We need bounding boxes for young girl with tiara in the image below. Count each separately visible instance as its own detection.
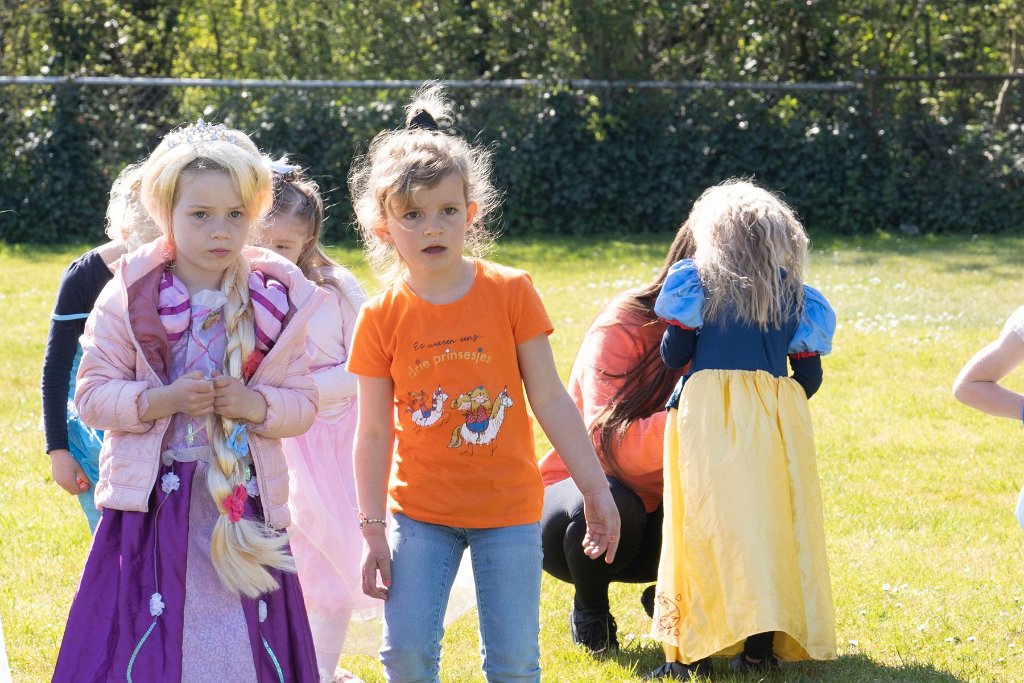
[649,179,837,678]
[346,84,621,682]
[53,120,321,681]
[41,163,160,533]
[263,160,372,682]
[954,304,1024,526]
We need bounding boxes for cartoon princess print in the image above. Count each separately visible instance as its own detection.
[448,385,513,449]
[408,386,448,427]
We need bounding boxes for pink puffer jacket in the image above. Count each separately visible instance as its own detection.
[75,238,326,529]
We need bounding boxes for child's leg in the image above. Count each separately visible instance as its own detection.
[308,607,352,680]
[381,513,465,683]
[541,476,651,612]
[468,522,542,683]
[727,631,779,673]
[743,631,775,660]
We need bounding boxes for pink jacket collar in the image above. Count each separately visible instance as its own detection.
[118,237,320,309]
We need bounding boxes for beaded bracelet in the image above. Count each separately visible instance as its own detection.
[358,512,387,529]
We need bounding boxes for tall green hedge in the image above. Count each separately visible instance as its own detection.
[2,83,1023,244]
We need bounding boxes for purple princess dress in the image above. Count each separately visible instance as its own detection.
[54,271,318,682]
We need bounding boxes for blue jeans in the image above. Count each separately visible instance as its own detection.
[382,513,542,683]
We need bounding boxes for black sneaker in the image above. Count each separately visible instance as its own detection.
[570,607,619,652]
[727,652,779,673]
[645,659,713,680]
[641,585,656,618]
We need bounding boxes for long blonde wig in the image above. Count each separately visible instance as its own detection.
[348,82,501,283]
[690,179,808,330]
[140,122,293,598]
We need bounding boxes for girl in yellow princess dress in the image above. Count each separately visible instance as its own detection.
[648,179,837,679]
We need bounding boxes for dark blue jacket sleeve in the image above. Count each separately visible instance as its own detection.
[789,353,823,399]
[41,251,113,453]
[660,324,697,370]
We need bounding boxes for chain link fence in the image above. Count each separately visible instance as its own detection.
[2,75,1023,243]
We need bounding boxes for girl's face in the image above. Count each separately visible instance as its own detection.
[378,172,477,279]
[170,171,249,293]
[266,214,310,266]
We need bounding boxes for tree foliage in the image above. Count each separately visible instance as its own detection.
[5,2,1021,88]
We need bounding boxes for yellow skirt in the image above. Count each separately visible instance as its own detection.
[651,369,836,663]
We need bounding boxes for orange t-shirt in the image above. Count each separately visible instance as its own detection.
[347,260,553,528]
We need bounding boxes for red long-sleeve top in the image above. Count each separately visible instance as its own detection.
[538,301,672,512]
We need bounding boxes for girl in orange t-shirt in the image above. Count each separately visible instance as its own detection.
[347,83,620,683]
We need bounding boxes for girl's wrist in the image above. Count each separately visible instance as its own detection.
[245,388,268,423]
[361,526,387,540]
[575,468,611,497]
[358,511,387,530]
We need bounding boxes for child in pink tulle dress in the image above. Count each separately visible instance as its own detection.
[264,161,373,682]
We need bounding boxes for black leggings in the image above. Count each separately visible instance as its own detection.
[541,476,662,612]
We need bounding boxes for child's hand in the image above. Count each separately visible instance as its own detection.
[581,487,621,563]
[361,531,392,600]
[212,372,268,423]
[171,371,216,417]
[49,449,90,495]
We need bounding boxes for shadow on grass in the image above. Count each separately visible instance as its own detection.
[597,645,967,682]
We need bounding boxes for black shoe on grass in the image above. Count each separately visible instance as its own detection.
[728,652,779,673]
[645,659,713,680]
[641,584,656,618]
[570,607,619,653]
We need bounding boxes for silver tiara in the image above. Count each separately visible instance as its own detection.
[165,118,239,150]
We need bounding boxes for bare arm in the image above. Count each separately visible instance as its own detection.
[354,375,396,599]
[518,333,620,562]
[953,326,1024,420]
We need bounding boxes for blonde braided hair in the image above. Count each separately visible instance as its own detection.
[205,254,294,597]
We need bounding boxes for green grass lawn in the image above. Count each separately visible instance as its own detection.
[3,233,1024,682]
